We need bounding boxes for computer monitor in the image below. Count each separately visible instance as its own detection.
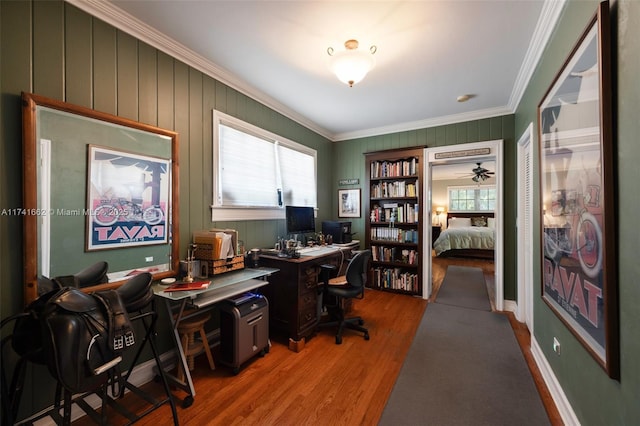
[285,206,315,235]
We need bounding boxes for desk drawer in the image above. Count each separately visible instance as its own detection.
[298,305,318,333]
[298,265,319,293]
[299,291,317,310]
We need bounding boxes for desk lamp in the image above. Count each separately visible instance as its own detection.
[436,207,445,226]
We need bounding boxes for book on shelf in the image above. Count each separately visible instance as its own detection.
[163,280,211,292]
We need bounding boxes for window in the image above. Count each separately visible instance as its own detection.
[212,110,317,221]
[448,185,496,212]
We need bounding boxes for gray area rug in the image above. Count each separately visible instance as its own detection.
[380,270,549,425]
[435,265,491,311]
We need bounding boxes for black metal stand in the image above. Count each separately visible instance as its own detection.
[3,300,179,426]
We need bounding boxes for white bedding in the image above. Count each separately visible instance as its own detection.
[433,226,495,256]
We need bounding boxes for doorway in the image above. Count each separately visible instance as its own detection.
[423,140,504,311]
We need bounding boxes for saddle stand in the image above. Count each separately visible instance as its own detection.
[45,297,178,426]
[1,273,178,426]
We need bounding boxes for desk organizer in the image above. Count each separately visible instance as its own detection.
[193,229,238,259]
[209,255,245,276]
[193,229,244,276]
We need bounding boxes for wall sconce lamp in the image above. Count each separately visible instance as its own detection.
[327,39,377,87]
[436,206,445,226]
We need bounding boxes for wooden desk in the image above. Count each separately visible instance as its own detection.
[259,246,352,351]
[153,267,278,407]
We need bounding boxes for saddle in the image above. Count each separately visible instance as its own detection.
[37,261,109,296]
[9,270,154,395]
[13,261,112,366]
[39,287,134,393]
[2,271,161,425]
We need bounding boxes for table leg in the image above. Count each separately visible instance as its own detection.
[162,298,196,407]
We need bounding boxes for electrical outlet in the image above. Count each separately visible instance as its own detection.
[553,337,561,355]
[145,256,154,262]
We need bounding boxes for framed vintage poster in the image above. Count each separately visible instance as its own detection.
[338,188,361,218]
[87,145,170,251]
[538,1,618,378]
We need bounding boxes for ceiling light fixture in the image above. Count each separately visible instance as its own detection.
[327,39,377,87]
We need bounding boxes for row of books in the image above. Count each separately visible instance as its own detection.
[371,267,419,293]
[371,246,419,264]
[370,203,419,223]
[370,181,418,198]
[370,157,418,178]
[369,227,419,243]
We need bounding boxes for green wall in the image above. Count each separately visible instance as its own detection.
[2,0,639,424]
[0,0,332,419]
[334,117,517,299]
[515,0,640,423]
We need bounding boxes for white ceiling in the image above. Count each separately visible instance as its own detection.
[74,1,564,141]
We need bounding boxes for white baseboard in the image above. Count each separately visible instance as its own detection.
[503,299,517,313]
[531,336,581,426]
[27,351,176,426]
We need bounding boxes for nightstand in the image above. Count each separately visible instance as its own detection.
[432,225,442,247]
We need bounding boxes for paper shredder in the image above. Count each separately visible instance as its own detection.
[219,293,269,374]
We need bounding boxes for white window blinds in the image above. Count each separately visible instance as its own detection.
[218,124,279,207]
[213,111,317,220]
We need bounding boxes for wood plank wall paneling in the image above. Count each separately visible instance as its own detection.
[138,42,158,126]
[116,31,138,121]
[33,0,64,98]
[65,5,92,107]
[188,68,204,231]
[157,51,175,130]
[93,19,117,114]
[0,0,32,336]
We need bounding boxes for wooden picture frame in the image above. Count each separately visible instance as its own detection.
[22,92,180,304]
[338,189,361,218]
[537,1,618,378]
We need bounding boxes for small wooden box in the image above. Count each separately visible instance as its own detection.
[206,255,245,276]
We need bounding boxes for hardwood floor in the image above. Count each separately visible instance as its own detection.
[73,289,428,426]
[72,260,561,425]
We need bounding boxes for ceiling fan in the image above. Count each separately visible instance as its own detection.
[452,162,495,182]
[470,162,495,182]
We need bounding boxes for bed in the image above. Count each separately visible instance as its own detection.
[433,213,495,259]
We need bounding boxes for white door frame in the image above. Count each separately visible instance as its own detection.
[424,140,504,311]
[517,124,535,329]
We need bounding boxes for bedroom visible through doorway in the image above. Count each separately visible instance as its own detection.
[424,140,504,310]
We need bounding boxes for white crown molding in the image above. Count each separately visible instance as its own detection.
[65,0,333,140]
[508,0,568,111]
[333,105,513,142]
[67,0,564,143]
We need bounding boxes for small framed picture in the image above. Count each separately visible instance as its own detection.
[338,189,361,218]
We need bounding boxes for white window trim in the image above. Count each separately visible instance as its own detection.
[447,184,496,213]
[211,110,317,221]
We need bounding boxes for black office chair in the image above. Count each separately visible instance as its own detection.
[318,249,371,344]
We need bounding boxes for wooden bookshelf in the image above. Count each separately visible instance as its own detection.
[364,147,424,296]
